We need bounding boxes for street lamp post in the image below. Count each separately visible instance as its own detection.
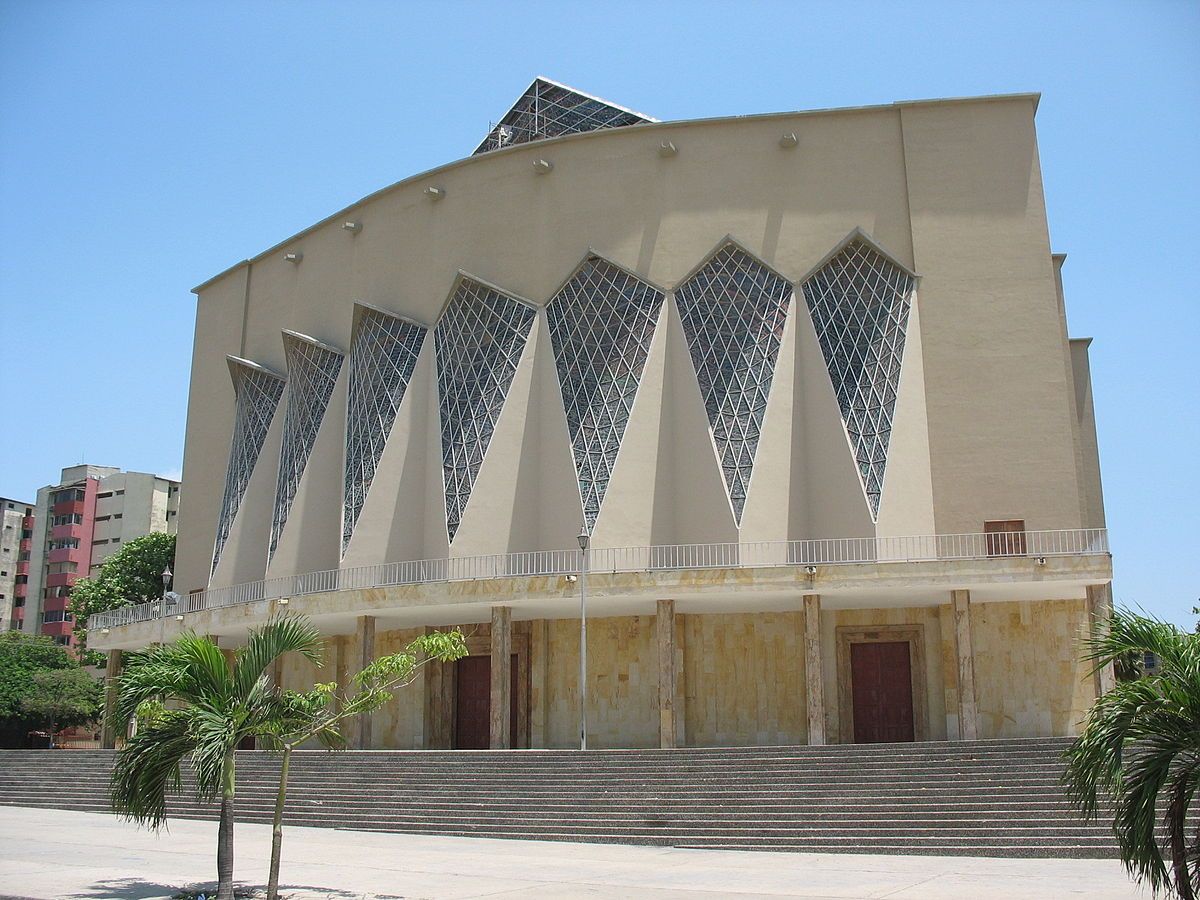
[159,565,173,646]
[577,525,590,751]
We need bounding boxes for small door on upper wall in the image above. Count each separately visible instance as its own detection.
[850,641,915,743]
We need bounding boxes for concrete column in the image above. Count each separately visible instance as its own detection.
[803,594,825,746]
[490,606,512,749]
[656,599,677,749]
[355,615,376,749]
[1087,583,1118,696]
[952,590,979,740]
[100,650,123,750]
[423,626,451,749]
[530,619,549,749]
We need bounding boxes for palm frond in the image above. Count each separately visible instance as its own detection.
[233,615,323,699]
[111,709,196,829]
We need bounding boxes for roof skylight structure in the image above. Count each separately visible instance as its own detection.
[474,77,654,155]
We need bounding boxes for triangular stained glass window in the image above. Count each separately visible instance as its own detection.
[342,307,427,554]
[546,257,664,530]
[673,244,793,524]
[435,278,537,542]
[212,358,285,577]
[269,333,344,560]
[801,237,915,518]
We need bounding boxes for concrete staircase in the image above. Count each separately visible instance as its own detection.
[0,737,1117,857]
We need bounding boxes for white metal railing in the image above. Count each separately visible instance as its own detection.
[88,528,1109,632]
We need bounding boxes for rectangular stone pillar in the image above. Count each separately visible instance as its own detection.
[1087,583,1118,696]
[423,626,451,749]
[355,615,376,749]
[100,650,123,750]
[952,590,979,740]
[530,619,549,749]
[803,594,825,745]
[490,606,512,749]
[656,599,677,749]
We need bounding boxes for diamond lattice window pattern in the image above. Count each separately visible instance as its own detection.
[436,278,537,542]
[802,237,915,518]
[269,333,344,560]
[212,358,285,576]
[342,307,428,553]
[474,77,653,154]
[673,243,793,524]
[546,257,665,531]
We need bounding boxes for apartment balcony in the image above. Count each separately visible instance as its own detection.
[47,547,84,565]
[89,529,1112,649]
[50,523,85,542]
[39,620,73,638]
[19,538,31,553]
[42,595,70,612]
[13,583,26,599]
[16,560,29,576]
[51,499,85,518]
[45,572,77,589]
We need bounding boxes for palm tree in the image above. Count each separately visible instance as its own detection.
[1064,609,1200,899]
[110,616,322,900]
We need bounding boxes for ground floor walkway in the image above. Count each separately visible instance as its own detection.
[0,805,1139,899]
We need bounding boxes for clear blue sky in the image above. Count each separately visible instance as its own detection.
[1,1,1196,624]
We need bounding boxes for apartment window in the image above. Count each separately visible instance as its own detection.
[49,538,80,551]
[115,490,125,496]
[47,562,76,575]
[0,594,5,600]
[21,529,32,539]
[167,510,176,518]
[13,598,24,608]
[51,514,83,527]
[113,513,123,520]
[92,539,109,546]
[5,502,12,509]
[18,551,29,561]
[0,570,6,577]
[51,489,85,504]
[15,575,27,584]
[53,636,70,646]
[96,491,113,499]
[985,520,1027,557]
[112,536,120,543]
[95,515,110,522]
[42,609,70,623]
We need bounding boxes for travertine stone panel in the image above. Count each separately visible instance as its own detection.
[1086,584,1117,696]
[490,606,513,749]
[372,626,426,749]
[544,615,657,749]
[101,650,123,749]
[972,598,1093,738]
[656,599,677,749]
[822,606,948,744]
[684,612,806,747]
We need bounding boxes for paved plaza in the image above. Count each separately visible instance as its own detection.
[0,805,1142,899]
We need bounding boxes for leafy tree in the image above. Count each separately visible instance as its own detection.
[1064,609,1200,898]
[0,631,77,747]
[69,532,176,663]
[20,668,103,747]
[111,616,321,900]
[259,630,467,900]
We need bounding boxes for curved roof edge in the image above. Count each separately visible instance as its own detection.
[191,91,1041,295]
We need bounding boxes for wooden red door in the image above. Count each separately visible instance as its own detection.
[850,641,915,743]
[455,656,490,749]
[454,654,520,750]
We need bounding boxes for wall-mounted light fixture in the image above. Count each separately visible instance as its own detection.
[565,574,578,584]
[100,627,110,635]
[804,565,818,576]
[533,159,553,174]
[780,132,799,149]
[175,615,185,621]
[278,597,290,605]
[1036,557,1047,566]
[424,186,446,199]
[284,252,303,264]
[342,221,362,233]
[658,141,678,157]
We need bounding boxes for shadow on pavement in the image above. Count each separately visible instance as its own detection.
[60,879,407,900]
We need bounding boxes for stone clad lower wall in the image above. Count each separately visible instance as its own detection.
[684,612,807,747]
[972,597,1093,739]
[273,600,1097,749]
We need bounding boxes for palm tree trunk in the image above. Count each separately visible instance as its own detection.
[1169,778,1196,900]
[266,746,292,900]
[216,750,236,900]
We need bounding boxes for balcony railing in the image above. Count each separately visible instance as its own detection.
[88,528,1109,632]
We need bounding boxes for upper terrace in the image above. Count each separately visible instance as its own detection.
[89,528,1111,650]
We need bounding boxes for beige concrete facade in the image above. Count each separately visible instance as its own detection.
[93,88,1112,748]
